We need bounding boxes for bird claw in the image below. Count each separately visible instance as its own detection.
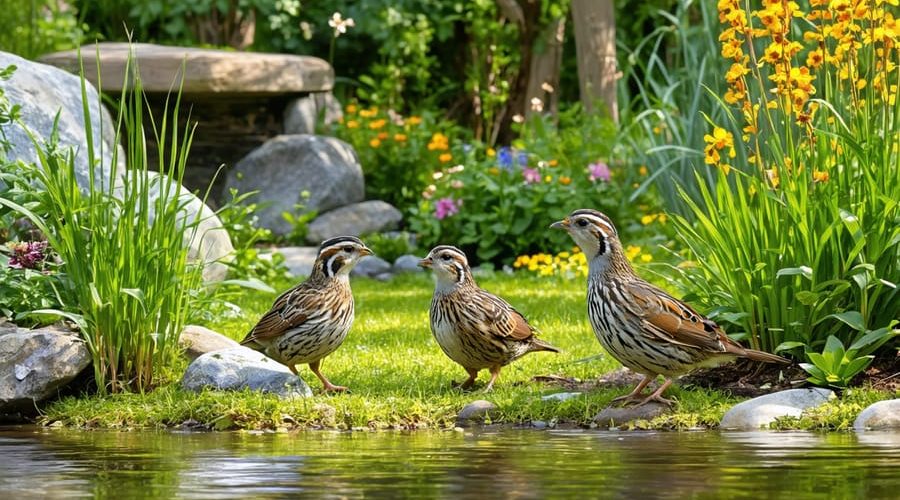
[322,384,349,393]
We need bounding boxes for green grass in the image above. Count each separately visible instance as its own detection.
[40,273,897,431]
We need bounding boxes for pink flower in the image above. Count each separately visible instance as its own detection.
[588,162,611,182]
[434,197,460,220]
[522,167,541,184]
[7,241,48,270]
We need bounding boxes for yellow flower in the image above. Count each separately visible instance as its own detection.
[347,120,359,129]
[369,119,387,130]
[813,170,830,182]
[639,165,648,176]
[544,175,553,183]
[489,167,500,175]
[641,254,653,263]
[377,132,389,140]
[641,214,657,225]
[548,159,558,166]
[559,176,572,185]
[393,133,407,142]
[369,138,381,148]
[625,245,642,261]
[439,153,452,163]
[345,104,358,114]
[487,148,496,158]
[408,116,422,125]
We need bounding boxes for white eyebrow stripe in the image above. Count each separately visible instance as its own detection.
[581,214,616,235]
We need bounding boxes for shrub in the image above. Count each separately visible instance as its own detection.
[669,0,899,374]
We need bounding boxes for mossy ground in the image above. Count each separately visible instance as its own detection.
[40,273,897,431]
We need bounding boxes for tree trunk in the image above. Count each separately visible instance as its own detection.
[571,0,618,122]
[493,0,542,145]
[525,16,566,118]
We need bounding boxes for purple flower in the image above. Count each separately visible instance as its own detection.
[522,167,541,184]
[434,197,460,220]
[497,147,514,171]
[517,151,529,166]
[7,241,48,270]
[588,162,611,182]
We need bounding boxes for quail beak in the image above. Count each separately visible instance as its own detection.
[549,218,570,231]
[418,257,432,269]
[360,246,375,257]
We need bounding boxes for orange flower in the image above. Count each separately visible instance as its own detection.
[369,138,381,148]
[813,170,829,182]
[439,153,452,163]
[559,176,572,185]
[408,116,422,125]
[393,133,407,142]
[346,120,359,129]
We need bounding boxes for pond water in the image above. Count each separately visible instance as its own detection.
[1,426,898,498]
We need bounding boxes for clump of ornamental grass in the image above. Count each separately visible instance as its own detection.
[670,0,899,386]
[0,51,206,393]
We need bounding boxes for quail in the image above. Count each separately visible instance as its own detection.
[419,245,560,391]
[241,236,373,392]
[551,209,789,405]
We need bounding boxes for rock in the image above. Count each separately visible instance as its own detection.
[272,246,319,277]
[178,325,240,361]
[393,254,424,273]
[142,172,234,282]
[541,392,583,402]
[456,400,497,426]
[181,347,312,399]
[225,135,364,235]
[854,399,900,430]
[0,50,122,190]
[41,43,333,94]
[593,402,670,429]
[0,325,91,414]
[720,388,835,430]
[305,200,403,244]
[351,256,392,278]
[283,92,343,134]
[373,272,394,282]
[531,420,548,429]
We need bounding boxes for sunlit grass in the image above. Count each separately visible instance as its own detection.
[41,273,895,431]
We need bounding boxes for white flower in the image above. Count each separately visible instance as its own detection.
[512,114,525,123]
[541,82,554,93]
[530,97,544,112]
[328,12,355,37]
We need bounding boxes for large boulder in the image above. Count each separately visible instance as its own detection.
[182,347,312,399]
[272,246,319,277]
[284,92,343,135]
[854,399,900,431]
[720,388,835,430]
[225,135,364,236]
[0,51,121,187]
[306,200,402,244]
[0,323,91,414]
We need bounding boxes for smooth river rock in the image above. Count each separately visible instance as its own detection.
[225,135,364,236]
[283,92,343,134]
[350,256,392,278]
[272,246,319,277]
[720,388,835,430]
[393,254,424,273]
[182,347,312,399]
[0,324,91,414]
[854,399,900,430]
[593,402,670,429]
[178,325,240,361]
[456,400,498,426]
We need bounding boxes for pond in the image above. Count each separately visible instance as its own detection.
[1,426,898,498]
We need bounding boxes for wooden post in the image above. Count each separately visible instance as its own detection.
[571,0,618,122]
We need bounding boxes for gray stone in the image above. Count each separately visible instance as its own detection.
[854,399,900,431]
[142,172,234,282]
[306,200,402,244]
[720,388,835,430]
[0,325,91,413]
[351,256,392,278]
[283,92,343,135]
[0,50,122,190]
[178,325,240,361]
[181,347,312,399]
[373,272,394,282]
[541,392,583,402]
[531,420,548,429]
[456,400,497,426]
[225,135,364,236]
[593,402,670,428]
[272,246,319,277]
[393,254,424,273]
[41,43,333,94]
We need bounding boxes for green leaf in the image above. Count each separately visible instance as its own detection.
[776,266,813,280]
[775,341,806,352]
[828,311,865,332]
[795,291,819,306]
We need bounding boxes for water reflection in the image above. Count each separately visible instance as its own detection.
[0,427,898,498]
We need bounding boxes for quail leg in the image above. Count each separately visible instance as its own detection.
[453,368,479,390]
[309,359,348,393]
[483,366,502,393]
[611,374,655,405]
[635,378,675,407]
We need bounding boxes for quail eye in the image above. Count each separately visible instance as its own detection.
[576,219,588,227]
[441,254,451,261]
[343,246,353,253]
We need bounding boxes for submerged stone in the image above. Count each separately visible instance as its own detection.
[854,399,900,431]
[181,347,312,399]
[593,402,670,429]
[720,388,834,430]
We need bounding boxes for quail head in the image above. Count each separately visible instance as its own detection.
[419,245,560,392]
[551,209,789,406]
[241,236,373,392]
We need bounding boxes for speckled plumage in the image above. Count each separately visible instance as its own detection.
[552,209,789,405]
[241,236,372,392]
[420,245,559,391]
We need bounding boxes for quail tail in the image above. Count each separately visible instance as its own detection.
[725,342,790,364]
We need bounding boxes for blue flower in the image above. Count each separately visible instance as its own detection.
[497,147,514,171]
[517,151,529,166]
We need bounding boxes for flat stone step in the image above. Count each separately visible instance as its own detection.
[40,42,333,95]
